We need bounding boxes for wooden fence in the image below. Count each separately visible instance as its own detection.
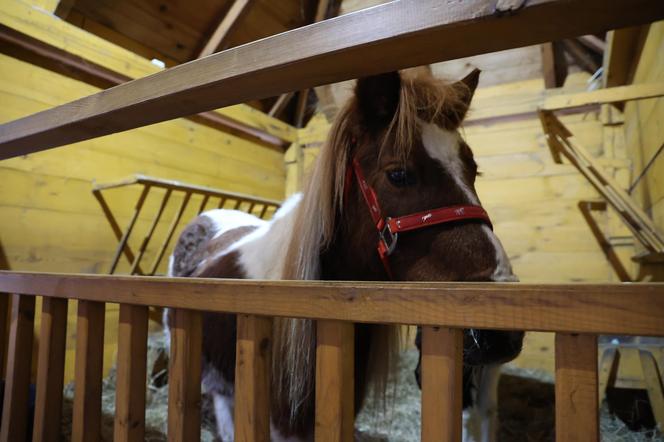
[0,273,663,441]
[1,0,664,441]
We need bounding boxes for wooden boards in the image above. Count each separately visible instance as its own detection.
[0,272,663,336]
[1,0,663,158]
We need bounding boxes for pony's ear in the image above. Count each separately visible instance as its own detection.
[447,68,480,127]
[355,71,401,127]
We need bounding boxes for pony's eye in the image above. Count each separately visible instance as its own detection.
[386,169,416,187]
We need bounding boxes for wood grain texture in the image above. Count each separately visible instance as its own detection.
[555,333,599,442]
[234,314,272,442]
[33,297,68,442]
[72,300,106,442]
[1,0,663,158]
[315,320,354,442]
[167,309,202,442]
[114,304,149,442]
[0,272,662,336]
[421,327,463,442]
[0,294,35,442]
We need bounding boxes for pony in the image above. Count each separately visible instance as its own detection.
[164,68,523,441]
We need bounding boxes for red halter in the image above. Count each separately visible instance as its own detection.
[349,157,493,279]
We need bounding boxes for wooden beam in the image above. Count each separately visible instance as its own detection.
[421,327,463,442]
[0,24,289,149]
[579,35,606,54]
[1,0,662,158]
[541,42,568,88]
[315,320,354,441]
[0,272,663,336]
[555,333,599,442]
[563,38,600,74]
[541,82,664,111]
[198,0,258,58]
[268,92,294,118]
[603,25,649,88]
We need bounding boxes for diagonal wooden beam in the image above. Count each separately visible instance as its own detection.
[198,0,258,58]
[1,0,663,159]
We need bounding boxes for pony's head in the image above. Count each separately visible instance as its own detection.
[277,69,522,431]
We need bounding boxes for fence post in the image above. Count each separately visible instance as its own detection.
[421,326,463,442]
[555,333,599,442]
[168,309,202,442]
[0,294,35,442]
[72,300,106,442]
[234,314,272,442]
[114,304,149,442]
[33,297,68,442]
[315,320,354,441]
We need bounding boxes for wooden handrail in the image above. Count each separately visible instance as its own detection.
[0,272,663,336]
[1,0,662,159]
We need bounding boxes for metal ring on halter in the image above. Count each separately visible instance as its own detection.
[379,218,398,255]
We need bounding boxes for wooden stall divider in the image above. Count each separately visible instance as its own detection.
[114,304,149,442]
[555,333,599,442]
[0,294,9,379]
[33,297,68,442]
[149,192,192,276]
[72,300,106,442]
[168,309,202,442]
[234,314,272,442]
[315,320,354,442]
[0,294,35,442]
[421,326,463,442]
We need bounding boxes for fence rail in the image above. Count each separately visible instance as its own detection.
[0,271,663,441]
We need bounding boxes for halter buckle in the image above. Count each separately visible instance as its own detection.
[379,219,398,256]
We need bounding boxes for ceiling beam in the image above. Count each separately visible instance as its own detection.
[563,38,601,74]
[198,0,258,58]
[603,25,650,88]
[0,24,288,149]
[1,0,663,159]
[541,42,568,89]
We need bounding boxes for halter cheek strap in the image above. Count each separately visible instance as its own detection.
[350,157,493,280]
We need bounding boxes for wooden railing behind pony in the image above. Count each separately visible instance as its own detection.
[1,0,664,441]
[92,174,281,276]
[0,273,663,442]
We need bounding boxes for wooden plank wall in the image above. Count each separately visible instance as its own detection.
[624,21,664,281]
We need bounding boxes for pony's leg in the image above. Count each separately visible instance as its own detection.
[213,392,235,442]
[462,365,500,442]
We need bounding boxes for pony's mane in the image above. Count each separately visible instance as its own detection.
[273,71,471,427]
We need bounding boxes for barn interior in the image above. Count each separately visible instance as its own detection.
[0,0,663,440]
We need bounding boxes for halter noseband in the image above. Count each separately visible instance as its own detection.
[349,157,493,280]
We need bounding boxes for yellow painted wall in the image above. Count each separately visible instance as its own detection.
[624,21,664,281]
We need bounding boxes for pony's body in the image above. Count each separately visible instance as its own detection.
[166,69,523,441]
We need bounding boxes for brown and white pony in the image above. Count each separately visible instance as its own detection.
[165,69,523,441]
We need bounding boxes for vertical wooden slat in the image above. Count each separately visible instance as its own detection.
[198,194,210,214]
[234,314,272,442]
[555,333,599,442]
[72,300,106,442]
[168,309,202,442]
[315,320,354,442]
[114,304,149,442]
[258,204,269,219]
[218,197,228,209]
[421,326,463,442]
[0,293,9,379]
[233,199,242,210]
[109,185,151,273]
[0,294,35,442]
[33,297,68,442]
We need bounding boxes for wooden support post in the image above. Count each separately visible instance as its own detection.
[149,192,192,276]
[234,314,272,442]
[0,293,8,379]
[639,350,664,431]
[555,333,599,442]
[72,301,106,442]
[110,185,151,274]
[0,294,35,442]
[33,297,68,442]
[315,320,354,442]
[421,326,463,442]
[114,304,149,442]
[129,188,172,275]
[168,309,202,442]
[541,42,568,88]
